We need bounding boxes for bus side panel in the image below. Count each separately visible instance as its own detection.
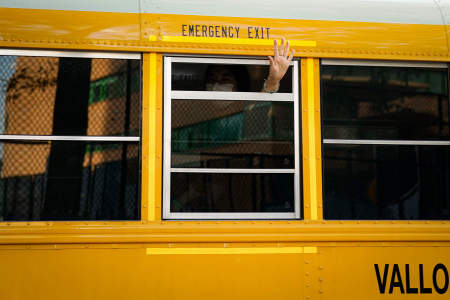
[1,244,449,299]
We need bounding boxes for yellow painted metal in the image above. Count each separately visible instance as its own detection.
[313,59,324,220]
[0,244,449,299]
[0,245,308,300]
[1,222,449,244]
[158,35,317,47]
[146,246,310,255]
[0,8,448,61]
[142,53,163,222]
[302,58,322,220]
[141,53,151,221]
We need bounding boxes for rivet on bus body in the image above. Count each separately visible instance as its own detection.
[319,290,324,294]
[305,272,310,276]
[305,260,310,264]
[306,296,310,299]
[319,266,324,270]
[319,277,323,281]
[306,205,310,208]
[143,205,147,208]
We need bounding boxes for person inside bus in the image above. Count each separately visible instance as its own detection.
[205,38,294,93]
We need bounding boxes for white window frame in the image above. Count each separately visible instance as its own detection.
[163,56,301,219]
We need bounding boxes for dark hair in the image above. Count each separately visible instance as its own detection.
[205,65,250,91]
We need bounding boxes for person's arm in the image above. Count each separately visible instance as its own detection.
[263,37,295,93]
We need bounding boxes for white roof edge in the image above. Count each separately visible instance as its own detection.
[0,0,445,25]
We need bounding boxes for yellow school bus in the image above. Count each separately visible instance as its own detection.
[0,1,449,299]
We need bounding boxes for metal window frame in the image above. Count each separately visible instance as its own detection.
[0,49,140,60]
[322,59,447,69]
[163,56,300,220]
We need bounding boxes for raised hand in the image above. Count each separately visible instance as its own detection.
[264,37,294,92]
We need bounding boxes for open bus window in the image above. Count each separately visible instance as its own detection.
[164,56,300,219]
[172,62,293,92]
[0,51,141,221]
[321,61,450,220]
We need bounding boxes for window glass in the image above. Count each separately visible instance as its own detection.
[322,62,450,220]
[172,100,294,168]
[323,144,450,220]
[171,173,294,213]
[0,141,139,221]
[322,66,448,140]
[1,56,140,136]
[164,57,300,219]
[0,53,141,221]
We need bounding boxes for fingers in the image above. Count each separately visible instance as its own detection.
[268,56,274,65]
[288,49,295,61]
[285,41,290,58]
[273,40,279,58]
[279,37,285,56]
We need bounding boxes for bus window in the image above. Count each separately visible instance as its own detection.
[172,61,293,93]
[321,60,450,220]
[0,50,141,221]
[164,56,300,219]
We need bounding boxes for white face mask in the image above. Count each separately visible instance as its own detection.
[206,83,235,91]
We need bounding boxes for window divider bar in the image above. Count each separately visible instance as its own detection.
[167,212,297,219]
[171,91,294,101]
[171,57,295,66]
[322,59,448,69]
[0,49,141,59]
[323,139,450,146]
[170,168,295,174]
[0,135,140,142]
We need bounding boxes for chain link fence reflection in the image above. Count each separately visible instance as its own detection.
[0,56,140,221]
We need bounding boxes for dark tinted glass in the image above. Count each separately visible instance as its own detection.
[0,56,140,136]
[172,63,292,92]
[323,144,450,220]
[322,65,449,140]
[0,141,139,221]
[171,100,294,168]
[171,173,294,213]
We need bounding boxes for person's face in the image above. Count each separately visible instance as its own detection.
[206,67,238,91]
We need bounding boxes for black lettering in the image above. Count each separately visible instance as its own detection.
[202,25,207,37]
[182,25,187,36]
[208,26,214,37]
[195,25,200,37]
[389,264,405,294]
[261,27,264,39]
[265,27,270,39]
[235,27,240,38]
[374,264,389,294]
[189,25,194,36]
[248,27,253,38]
[255,27,260,38]
[419,264,433,294]
[228,26,234,38]
[215,26,219,37]
[405,264,418,294]
[222,26,227,38]
[433,264,449,294]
